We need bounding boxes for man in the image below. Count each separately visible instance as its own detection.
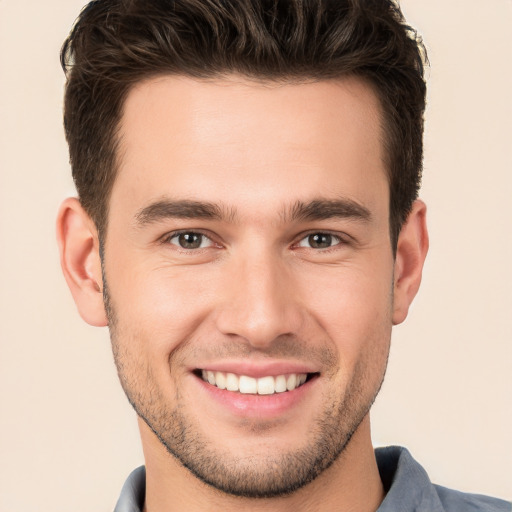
[56,1,510,511]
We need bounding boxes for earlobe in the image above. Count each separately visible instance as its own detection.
[392,200,429,325]
[56,197,108,327]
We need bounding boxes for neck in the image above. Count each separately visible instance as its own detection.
[140,416,385,512]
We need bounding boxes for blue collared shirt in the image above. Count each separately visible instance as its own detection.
[114,446,511,511]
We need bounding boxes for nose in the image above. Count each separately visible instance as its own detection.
[215,250,304,348]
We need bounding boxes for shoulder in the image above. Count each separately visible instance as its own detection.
[375,446,511,512]
[433,485,511,512]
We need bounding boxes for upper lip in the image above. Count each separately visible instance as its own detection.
[191,360,319,378]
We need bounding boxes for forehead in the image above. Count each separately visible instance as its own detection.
[113,75,387,223]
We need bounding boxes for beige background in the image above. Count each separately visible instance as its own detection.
[1,1,511,510]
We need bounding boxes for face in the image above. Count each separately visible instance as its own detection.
[104,76,395,497]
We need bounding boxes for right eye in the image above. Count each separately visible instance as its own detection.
[296,232,344,250]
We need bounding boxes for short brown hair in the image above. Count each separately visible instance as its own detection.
[61,0,427,247]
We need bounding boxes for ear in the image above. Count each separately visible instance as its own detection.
[56,197,108,326]
[392,199,429,325]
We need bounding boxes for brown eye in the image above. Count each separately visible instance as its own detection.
[308,233,332,248]
[297,233,342,250]
[169,232,211,249]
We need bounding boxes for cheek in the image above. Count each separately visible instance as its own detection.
[106,259,221,356]
[300,262,393,364]
[304,262,393,324]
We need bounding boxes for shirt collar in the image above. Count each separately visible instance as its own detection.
[375,446,444,512]
[114,465,145,512]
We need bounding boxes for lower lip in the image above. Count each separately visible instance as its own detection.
[194,375,317,418]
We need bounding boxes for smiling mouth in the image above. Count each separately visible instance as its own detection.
[196,370,318,395]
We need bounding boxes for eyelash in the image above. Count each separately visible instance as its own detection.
[161,230,218,251]
[294,231,347,252]
[161,230,349,252]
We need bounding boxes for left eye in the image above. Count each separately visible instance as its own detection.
[167,232,214,250]
[297,233,342,249]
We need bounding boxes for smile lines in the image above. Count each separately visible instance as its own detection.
[200,370,309,395]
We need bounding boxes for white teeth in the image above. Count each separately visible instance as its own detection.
[200,371,309,394]
[239,376,258,394]
[215,371,226,390]
[275,375,287,393]
[257,376,275,395]
[226,372,238,391]
[286,374,297,391]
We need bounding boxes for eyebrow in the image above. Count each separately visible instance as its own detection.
[286,198,372,223]
[135,197,371,226]
[135,199,235,225]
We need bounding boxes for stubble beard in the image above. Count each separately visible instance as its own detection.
[103,281,390,499]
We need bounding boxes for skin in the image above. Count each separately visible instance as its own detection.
[57,75,428,512]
